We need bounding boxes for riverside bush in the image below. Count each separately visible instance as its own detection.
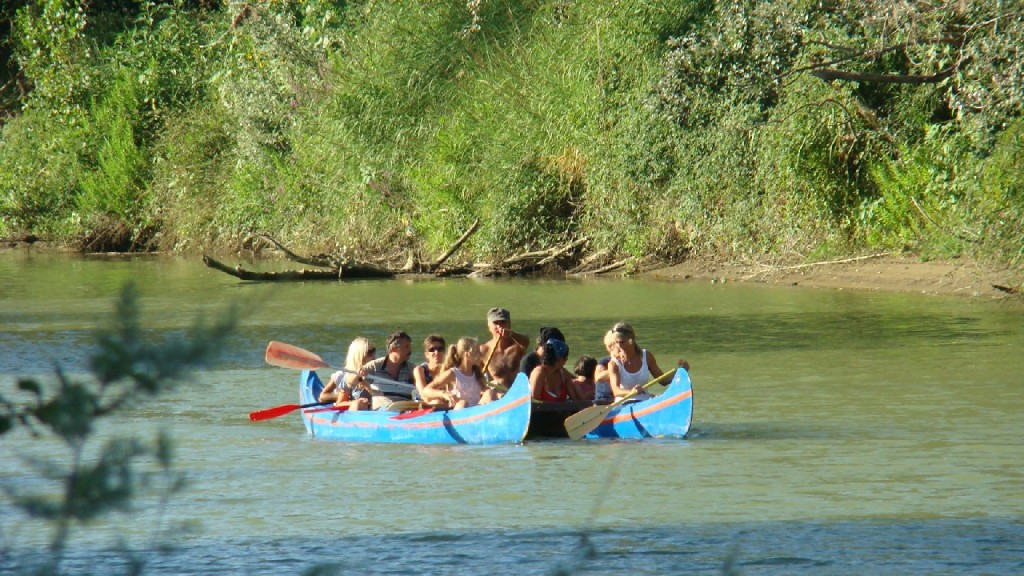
[1,0,1022,281]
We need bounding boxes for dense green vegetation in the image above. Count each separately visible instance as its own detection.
[1,0,1021,273]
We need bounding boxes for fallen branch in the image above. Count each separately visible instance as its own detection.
[202,254,393,281]
[429,219,480,270]
[568,249,610,275]
[536,237,588,267]
[992,284,1019,295]
[588,257,633,275]
[251,234,340,268]
[743,252,895,279]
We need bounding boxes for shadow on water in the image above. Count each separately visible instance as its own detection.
[6,519,1022,575]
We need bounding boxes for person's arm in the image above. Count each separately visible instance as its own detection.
[646,350,665,382]
[528,366,544,400]
[421,370,455,404]
[563,369,583,400]
[317,376,338,403]
[513,331,530,348]
[412,364,428,395]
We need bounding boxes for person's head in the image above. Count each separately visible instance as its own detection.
[610,321,639,355]
[487,307,511,337]
[603,330,617,354]
[535,326,565,350]
[345,337,376,370]
[541,338,569,367]
[574,355,597,380]
[443,337,480,370]
[422,334,446,365]
[385,330,412,362]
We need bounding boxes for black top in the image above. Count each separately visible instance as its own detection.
[520,351,541,376]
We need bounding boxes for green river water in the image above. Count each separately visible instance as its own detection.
[1,251,1022,575]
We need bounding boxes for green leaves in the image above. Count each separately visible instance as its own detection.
[0,282,236,562]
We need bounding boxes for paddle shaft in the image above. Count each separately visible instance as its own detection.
[265,341,415,391]
[249,400,331,422]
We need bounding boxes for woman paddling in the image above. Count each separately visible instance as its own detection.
[607,322,687,401]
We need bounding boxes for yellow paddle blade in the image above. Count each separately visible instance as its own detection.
[564,404,614,440]
[385,400,421,412]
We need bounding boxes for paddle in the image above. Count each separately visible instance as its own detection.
[563,369,675,440]
[390,407,434,420]
[304,405,351,414]
[264,341,415,392]
[249,401,331,422]
[479,335,512,393]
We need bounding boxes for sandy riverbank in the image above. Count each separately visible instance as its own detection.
[642,254,1021,300]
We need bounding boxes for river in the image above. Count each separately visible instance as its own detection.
[1,251,1022,575]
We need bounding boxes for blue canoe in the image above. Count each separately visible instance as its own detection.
[298,369,532,444]
[584,367,693,439]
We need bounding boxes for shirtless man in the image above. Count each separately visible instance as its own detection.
[479,307,530,390]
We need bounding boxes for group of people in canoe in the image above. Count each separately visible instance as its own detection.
[317,307,689,412]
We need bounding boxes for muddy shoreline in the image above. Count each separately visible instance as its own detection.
[642,254,1020,300]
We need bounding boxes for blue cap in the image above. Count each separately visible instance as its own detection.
[545,338,569,359]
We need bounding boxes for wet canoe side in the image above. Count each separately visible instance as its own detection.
[298,370,532,444]
[587,368,693,439]
[528,368,694,439]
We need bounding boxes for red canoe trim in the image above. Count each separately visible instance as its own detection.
[308,392,531,430]
[602,388,692,426]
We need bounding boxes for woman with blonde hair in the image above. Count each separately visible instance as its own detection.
[606,322,686,401]
[422,337,497,409]
[318,336,375,410]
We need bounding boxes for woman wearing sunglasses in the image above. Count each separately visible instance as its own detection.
[413,334,446,402]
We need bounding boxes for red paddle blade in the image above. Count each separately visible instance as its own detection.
[249,403,301,422]
[390,407,434,420]
[265,341,330,370]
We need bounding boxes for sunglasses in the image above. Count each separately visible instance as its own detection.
[426,346,444,353]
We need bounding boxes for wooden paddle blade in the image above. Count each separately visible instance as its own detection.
[385,400,421,412]
[390,407,434,420]
[564,404,614,440]
[265,341,330,370]
[249,403,302,421]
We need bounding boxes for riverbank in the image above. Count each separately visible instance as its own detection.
[643,254,1021,300]
[4,241,1020,300]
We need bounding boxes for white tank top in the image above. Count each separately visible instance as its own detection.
[613,349,652,395]
[452,367,482,407]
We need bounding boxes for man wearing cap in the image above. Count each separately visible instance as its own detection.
[479,307,530,390]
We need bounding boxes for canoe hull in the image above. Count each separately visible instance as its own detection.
[586,368,693,439]
[299,370,531,444]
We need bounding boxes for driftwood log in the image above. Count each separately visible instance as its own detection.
[201,223,631,281]
[201,254,393,281]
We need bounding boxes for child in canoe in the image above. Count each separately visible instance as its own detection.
[421,337,498,409]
